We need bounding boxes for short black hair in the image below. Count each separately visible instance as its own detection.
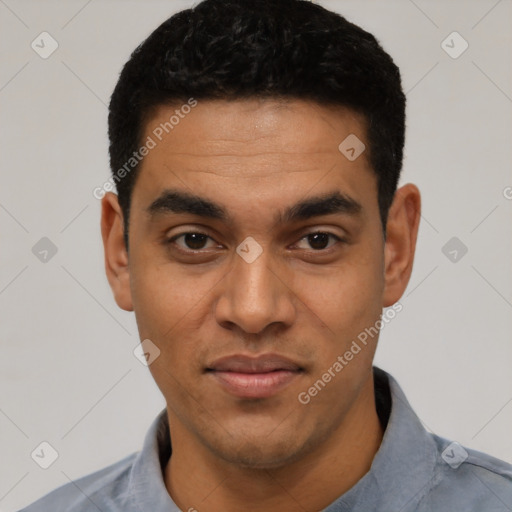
[108,0,406,250]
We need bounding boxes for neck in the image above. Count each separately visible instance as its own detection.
[165,375,384,512]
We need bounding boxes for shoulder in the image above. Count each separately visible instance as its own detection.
[18,452,138,512]
[418,435,512,511]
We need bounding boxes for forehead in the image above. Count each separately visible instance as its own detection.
[132,99,377,224]
[142,98,368,163]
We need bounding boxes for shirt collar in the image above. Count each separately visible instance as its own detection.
[129,405,175,511]
[325,367,438,510]
[128,367,438,511]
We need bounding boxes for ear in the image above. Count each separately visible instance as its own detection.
[101,192,133,311]
[382,183,421,307]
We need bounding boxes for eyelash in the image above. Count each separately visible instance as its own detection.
[166,230,344,254]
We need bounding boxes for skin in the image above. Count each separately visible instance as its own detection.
[101,99,421,511]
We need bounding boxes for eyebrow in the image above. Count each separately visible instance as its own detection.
[146,188,362,226]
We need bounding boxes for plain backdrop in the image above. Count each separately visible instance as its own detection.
[1,0,511,510]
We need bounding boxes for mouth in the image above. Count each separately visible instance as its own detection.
[206,354,304,399]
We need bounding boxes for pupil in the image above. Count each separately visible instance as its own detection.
[185,233,207,250]
[309,233,329,250]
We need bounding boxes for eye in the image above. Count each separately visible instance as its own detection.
[294,231,343,251]
[167,232,218,252]
[166,230,344,255]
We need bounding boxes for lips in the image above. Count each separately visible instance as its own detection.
[208,354,302,373]
[206,354,304,399]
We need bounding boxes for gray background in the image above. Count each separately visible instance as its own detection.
[1,0,511,510]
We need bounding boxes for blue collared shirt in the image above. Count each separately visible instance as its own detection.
[19,367,512,511]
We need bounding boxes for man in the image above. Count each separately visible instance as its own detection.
[20,0,512,510]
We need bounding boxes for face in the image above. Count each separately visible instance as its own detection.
[102,99,418,469]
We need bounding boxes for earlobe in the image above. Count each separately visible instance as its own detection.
[382,183,421,308]
[101,192,134,312]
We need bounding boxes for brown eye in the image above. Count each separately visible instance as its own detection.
[168,232,215,251]
[295,232,342,251]
[307,233,330,250]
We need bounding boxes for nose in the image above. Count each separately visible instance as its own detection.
[214,244,296,335]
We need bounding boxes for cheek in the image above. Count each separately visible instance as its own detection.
[129,258,217,355]
[294,250,384,338]
[129,264,206,397]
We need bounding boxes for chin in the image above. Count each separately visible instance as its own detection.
[204,429,315,470]
[220,443,300,469]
